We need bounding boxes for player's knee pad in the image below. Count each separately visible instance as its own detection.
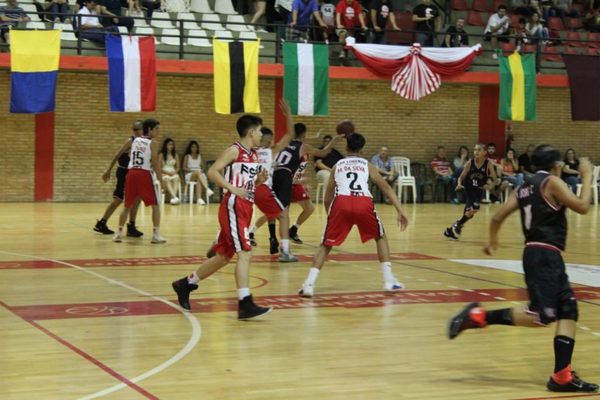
[557,297,579,322]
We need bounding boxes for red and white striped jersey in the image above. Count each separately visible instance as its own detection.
[224,142,260,200]
[293,153,309,184]
[256,146,274,186]
[128,137,153,171]
[334,156,372,198]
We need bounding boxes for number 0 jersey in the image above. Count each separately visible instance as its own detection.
[516,172,567,250]
[274,139,303,175]
[128,137,153,171]
[334,157,372,197]
[223,142,260,201]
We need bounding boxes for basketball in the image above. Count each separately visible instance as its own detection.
[336,120,355,137]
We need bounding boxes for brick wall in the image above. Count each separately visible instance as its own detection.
[0,70,598,202]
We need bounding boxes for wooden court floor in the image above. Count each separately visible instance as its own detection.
[1,202,599,400]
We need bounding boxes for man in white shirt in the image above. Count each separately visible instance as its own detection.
[77,0,117,43]
[484,5,511,59]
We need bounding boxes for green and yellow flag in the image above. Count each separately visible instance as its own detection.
[498,51,536,121]
[213,39,260,114]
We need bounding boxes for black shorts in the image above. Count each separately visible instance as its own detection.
[113,167,128,200]
[272,169,293,208]
[523,245,574,322]
[464,186,484,211]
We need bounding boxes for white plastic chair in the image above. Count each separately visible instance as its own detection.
[226,14,248,31]
[176,12,200,29]
[54,23,77,40]
[190,0,211,13]
[135,27,160,43]
[214,0,236,14]
[21,3,40,21]
[200,13,224,31]
[26,21,47,29]
[315,182,326,204]
[161,28,183,45]
[185,180,210,205]
[117,25,128,34]
[238,30,263,47]
[576,165,600,205]
[150,11,174,28]
[134,17,149,28]
[391,156,416,203]
[187,28,211,47]
[214,29,233,41]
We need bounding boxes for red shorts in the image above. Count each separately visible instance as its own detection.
[214,193,254,258]
[123,169,159,208]
[291,184,310,202]
[254,184,285,220]
[322,195,384,247]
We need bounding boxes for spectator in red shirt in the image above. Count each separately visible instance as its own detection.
[431,146,458,203]
[335,0,368,59]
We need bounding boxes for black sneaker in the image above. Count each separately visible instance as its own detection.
[269,237,279,255]
[443,227,459,240]
[448,302,481,339]
[289,226,303,244]
[94,220,114,235]
[238,295,273,320]
[249,232,257,247]
[172,278,198,311]
[452,223,462,236]
[127,222,143,237]
[547,372,599,393]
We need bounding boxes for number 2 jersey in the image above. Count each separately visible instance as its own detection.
[223,142,260,202]
[334,156,372,197]
[516,171,567,251]
[128,136,153,171]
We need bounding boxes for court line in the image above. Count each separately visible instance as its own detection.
[0,250,202,400]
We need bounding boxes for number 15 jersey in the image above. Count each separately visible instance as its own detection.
[128,137,153,171]
[334,157,372,197]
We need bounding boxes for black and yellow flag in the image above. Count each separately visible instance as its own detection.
[213,39,260,114]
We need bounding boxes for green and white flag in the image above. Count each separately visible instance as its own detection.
[283,42,329,116]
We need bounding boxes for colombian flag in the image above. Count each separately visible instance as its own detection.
[213,39,260,114]
[10,30,60,114]
[498,51,536,121]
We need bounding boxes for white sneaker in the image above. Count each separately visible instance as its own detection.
[197,198,206,205]
[151,234,166,244]
[279,251,298,263]
[170,197,180,205]
[384,280,404,292]
[299,283,314,298]
[112,233,122,243]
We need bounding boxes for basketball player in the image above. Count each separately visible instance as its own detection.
[443,143,497,240]
[257,122,342,262]
[112,118,166,244]
[288,151,314,244]
[94,120,144,237]
[172,115,273,320]
[448,145,598,393]
[299,133,409,297]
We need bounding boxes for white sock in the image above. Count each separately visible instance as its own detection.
[281,239,290,253]
[187,272,199,284]
[238,287,250,300]
[305,268,320,286]
[381,262,395,283]
[250,225,256,234]
[117,226,123,234]
[153,227,160,235]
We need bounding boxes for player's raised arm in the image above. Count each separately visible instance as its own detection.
[272,99,295,154]
[304,134,343,158]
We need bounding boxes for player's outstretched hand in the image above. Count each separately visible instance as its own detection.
[230,187,249,200]
[397,212,409,231]
[578,157,592,177]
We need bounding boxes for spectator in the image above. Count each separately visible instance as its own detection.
[320,0,336,29]
[77,0,118,43]
[314,134,344,185]
[336,0,368,59]
[561,148,580,193]
[431,146,457,203]
[287,0,327,41]
[442,17,469,47]
[370,0,400,44]
[275,0,292,38]
[250,0,267,32]
[525,12,549,43]
[486,142,502,164]
[485,142,504,202]
[484,5,511,59]
[98,0,134,32]
[584,6,600,32]
[514,16,529,49]
[140,0,160,22]
[0,0,30,45]
[183,140,214,204]
[160,138,182,205]
[518,144,536,175]
[548,0,575,26]
[412,0,440,47]
[500,148,525,187]
[371,146,398,203]
[453,145,470,176]
[33,0,71,23]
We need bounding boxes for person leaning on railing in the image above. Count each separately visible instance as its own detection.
[76,0,118,43]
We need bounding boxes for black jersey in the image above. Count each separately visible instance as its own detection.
[117,135,135,169]
[465,158,489,189]
[516,172,567,250]
[274,139,303,175]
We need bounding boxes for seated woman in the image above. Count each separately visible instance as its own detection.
[160,138,182,205]
[500,148,525,188]
[182,140,213,205]
[561,148,580,194]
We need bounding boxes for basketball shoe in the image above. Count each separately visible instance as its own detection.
[172,277,198,310]
[249,232,257,247]
[448,302,487,339]
[94,220,114,235]
[269,237,279,255]
[127,222,143,237]
[238,295,272,320]
[384,280,405,292]
[547,371,599,393]
[289,226,303,244]
[298,283,314,298]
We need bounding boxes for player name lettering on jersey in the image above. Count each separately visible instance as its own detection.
[128,137,153,171]
[334,157,372,198]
